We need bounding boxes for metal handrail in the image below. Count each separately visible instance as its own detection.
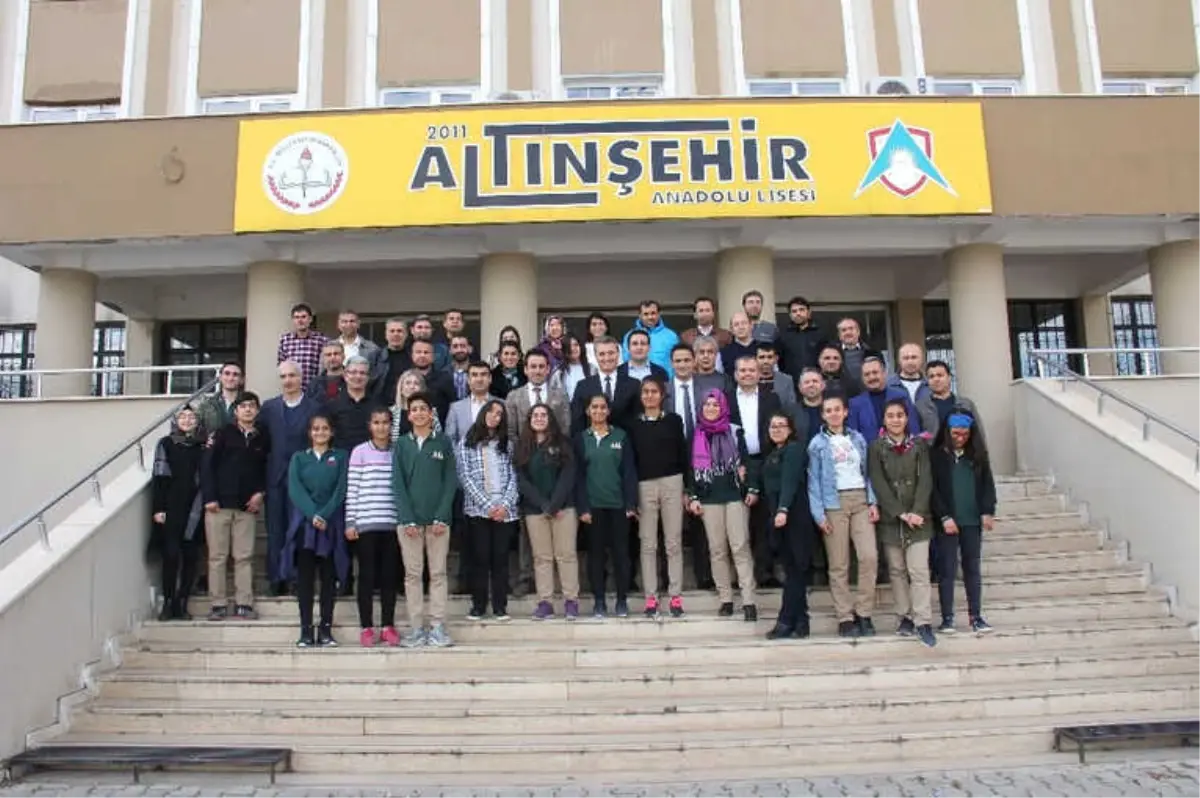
[0,364,221,398]
[1031,346,1200,378]
[1031,354,1199,472]
[0,376,221,552]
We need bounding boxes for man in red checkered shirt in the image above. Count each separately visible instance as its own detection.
[276,303,328,390]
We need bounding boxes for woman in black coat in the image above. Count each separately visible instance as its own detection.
[151,405,207,621]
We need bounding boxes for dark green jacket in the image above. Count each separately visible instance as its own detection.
[392,431,457,527]
[760,441,806,514]
[867,436,933,547]
[287,447,348,521]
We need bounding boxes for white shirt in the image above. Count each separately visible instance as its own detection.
[283,394,304,409]
[672,379,694,417]
[626,362,652,380]
[829,432,865,491]
[468,395,488,422]
[899,375,923,403]
[527,381,549,406]
[341,336,364,360]
[736,388,761,455]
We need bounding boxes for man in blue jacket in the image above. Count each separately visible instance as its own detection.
[847,355,921,439]
[621,299,679,377]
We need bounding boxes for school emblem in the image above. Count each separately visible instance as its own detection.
[263,132,349,214]
[854,120,955,199]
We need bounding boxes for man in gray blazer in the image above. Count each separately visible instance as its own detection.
[506,349,572,442]
[445,361,496,445]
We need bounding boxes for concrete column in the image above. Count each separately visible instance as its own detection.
[1148,240,1200,375]
[716,246,774,328]
[1079,294,1115,376]
[245,261,304,396]
[895,299,926,353]
[945,244,1015,474]
[123,318,157,395]
[480,253,538,356]
[35,269,98,397]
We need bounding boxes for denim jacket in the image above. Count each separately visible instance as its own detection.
[806,427,876,524]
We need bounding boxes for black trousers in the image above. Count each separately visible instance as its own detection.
[356,531,398,629]
[937,525,983,620]
[452,490,472,592]
[468,517,515,614]
[767,498,814,632]
[687,514,713,587]
[586,508,630,602]
[161,529,198,606]
[296,548,336,630]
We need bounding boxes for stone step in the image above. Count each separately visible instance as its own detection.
[96,645,1197,703]
[993,495,1066,515]
[72,675,1197,737]
[120,619,1194,672]
[50,709,1197,774]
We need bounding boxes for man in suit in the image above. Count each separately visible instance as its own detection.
[446,361,496,445]
[617,329,669,383]
[506,349,571,442]
[257,360,319,596]
[727,353,785,588]
[572,336,641,432]
[848,355,921,440]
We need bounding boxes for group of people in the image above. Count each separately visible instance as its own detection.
[150,294,997,650]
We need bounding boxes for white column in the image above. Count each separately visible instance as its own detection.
[245,261,304,396]
[716,246,774,327]
[481,253,538,356]
[946,244,1016,474]
[123,317,157,395]
[1149,239,1200,375]
[35,268,98,397]
[1079,293,1115,376]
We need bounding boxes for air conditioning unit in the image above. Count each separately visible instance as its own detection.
[866,77,930,96]
[491,90,543,102]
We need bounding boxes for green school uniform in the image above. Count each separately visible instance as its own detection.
[287,447,348,521]
[392,431,457,527]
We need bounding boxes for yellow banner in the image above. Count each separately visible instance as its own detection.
[234,100,992,232]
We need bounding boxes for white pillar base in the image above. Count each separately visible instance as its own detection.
[480,253,538,357]
[245,261,305,396]
[1149,240,1200,375]
[35,268,98,397]
[716,247,774,327]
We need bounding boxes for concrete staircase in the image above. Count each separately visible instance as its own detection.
[33,476,1200,784]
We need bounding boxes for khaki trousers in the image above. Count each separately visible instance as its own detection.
[885,539,933,627]
[637,474,685,597]
[702,501,756,606]
[525,510,581,602]
[399,525,451,629]
[823,489,877,622]
[205,508,256,607]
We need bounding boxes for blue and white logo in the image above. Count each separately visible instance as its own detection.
[854,120,956,199]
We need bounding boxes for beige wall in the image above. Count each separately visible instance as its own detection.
[24,0,128,105]
[0,397,179,534]
[742,0,846,78]
[919,0,1024,77]
[1093,0,1198,77]
[560,0,663,76]
[0,468,154,760]
[1016,380,1199,617]
[198,0,301,97]
[1089,376,1200,440]
[377,0,481,88]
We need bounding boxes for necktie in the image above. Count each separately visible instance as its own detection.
[681,383,695,437]
[604,375,613,402]
[534,385,543,405]
[454,370,467,400]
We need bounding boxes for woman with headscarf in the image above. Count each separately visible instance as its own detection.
[685,389,758,621]
[536,314,568,374]
[151,405,207,621]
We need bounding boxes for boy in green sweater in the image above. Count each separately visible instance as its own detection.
[392,393,458,648]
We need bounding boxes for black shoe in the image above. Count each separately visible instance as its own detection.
[917,624,938,648]
[855,614,875,637]
[207,605,228,621]
[717,602,734,617]
[896,617,916,637]
[838,620,859,638]
[765,624,793,640]
[270,581,290,597]
[234,604,258,620]
[173,600,192,622]
[794,625,811,639]
[613,600,629,618]
[296,627,315,648]
[317,624,337,647]
[743,605,758,623]
[158,603,175,622]
[339,579,354,597]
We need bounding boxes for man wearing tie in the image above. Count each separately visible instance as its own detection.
[505,349,571,442]
[571,336,641,432]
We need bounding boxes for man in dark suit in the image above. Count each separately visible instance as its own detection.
[257,360,320,596]
[571,336,641,431]
[726,352,785,588]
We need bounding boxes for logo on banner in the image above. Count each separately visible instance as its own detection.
[263,132,349,214]
[855,120,955,199]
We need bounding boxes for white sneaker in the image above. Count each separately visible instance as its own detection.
[426,623,455,648]
[400,628,427,648]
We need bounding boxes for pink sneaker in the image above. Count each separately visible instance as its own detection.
[359,628,377,648]
[379,626,401,647]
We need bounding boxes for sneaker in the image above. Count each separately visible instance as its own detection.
[494,612,512,623]
[614,600,629,618]
[564,599,580,621]
[592,599,608,619]
[532,601,554,621]
[743,605,758,623]
[426,623,455,648]
[668,596,684,618]
[360,628,378,648]
[765,624,793,640]
[380,626,401,647]
[938,617,957,635]
[466,607,483,621]
[157,603,174,622]
[855,614,875,637]
[917,624,938,648]
[296,627,314,648]
[717,602,734,617]
[970,616,994,635]
[317,624,337,647]
[400,628,427,648]
[207,605,227,621]
[234,604,258,620]
[838,620,860,638]
[643,596,659,617]
[896,617,916,637]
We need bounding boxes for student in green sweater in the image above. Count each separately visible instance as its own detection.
[759,411,813,640]
[867,398,936,648]
[285,413,349,648]
[392,392,458,648]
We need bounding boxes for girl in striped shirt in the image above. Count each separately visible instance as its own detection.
[346,407,400,647]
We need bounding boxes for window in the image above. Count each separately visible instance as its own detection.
[931,79,1020,96]
[159,320,245,395]
[564,76,662,100]
[1111,297,1161,376]
[922,302,956,386]
[201,95,295,116]
[0,323,126,398]
[0,325,35,398]
[748,79,845,97]
[379,87,478,108]
[93,323,126,397]
[1008,300,1081,378]
[1101,79,1193,96]
[24,104,120,124]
